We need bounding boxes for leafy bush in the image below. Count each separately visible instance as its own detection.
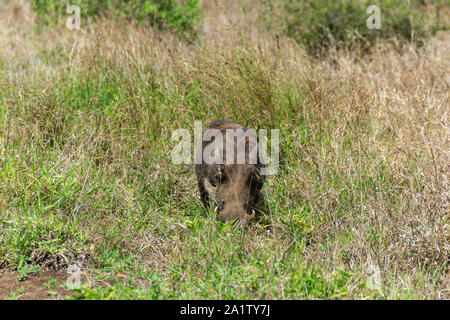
[265,0,447,56]
[113,0,201,38]
[32,0,110,25]
[32,0,202,39]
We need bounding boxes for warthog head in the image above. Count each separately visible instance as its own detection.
[195,120,265,225]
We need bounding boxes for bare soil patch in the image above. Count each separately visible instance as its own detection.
[0,270,75,300]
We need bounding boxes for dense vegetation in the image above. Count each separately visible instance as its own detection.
[32,0,202,38]
[0,0,448,299]
[263,0,448,55]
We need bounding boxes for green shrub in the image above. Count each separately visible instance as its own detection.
[113,0,201,38]
[32,0,110,25]
[265,0,447,56]
[31,0,202,39]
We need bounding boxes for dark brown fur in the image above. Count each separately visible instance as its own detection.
[195,120,265,225]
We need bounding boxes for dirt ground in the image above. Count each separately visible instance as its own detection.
[0,270,76,300]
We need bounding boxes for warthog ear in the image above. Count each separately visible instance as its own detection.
[251,166,262,181]
[250,166,265,189]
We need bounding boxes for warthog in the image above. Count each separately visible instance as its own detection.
[195,120,265,225]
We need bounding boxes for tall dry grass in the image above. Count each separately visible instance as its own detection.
[0,0,448,298]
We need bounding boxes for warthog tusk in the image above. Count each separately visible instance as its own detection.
[250,209,256,219]
[214,206,219,215]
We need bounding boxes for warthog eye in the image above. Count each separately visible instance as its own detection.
[208,178,217,188]
[215,172,226,183]
[215,165,226,183]
[208,172,225,188]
